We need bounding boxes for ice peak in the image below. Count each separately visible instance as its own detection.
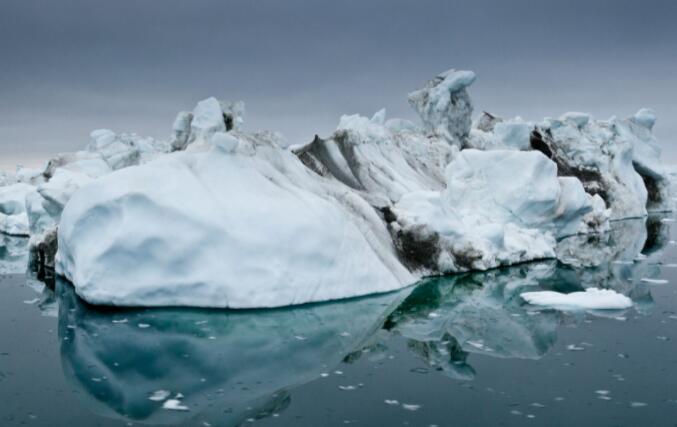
[408,69,475,146]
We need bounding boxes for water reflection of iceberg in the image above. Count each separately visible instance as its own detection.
[51,215,672,423]
[0,233,28,274]
[56,279,409,426]
[385,216,671,376]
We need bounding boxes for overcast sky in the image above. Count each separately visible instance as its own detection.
[1,0,676,170]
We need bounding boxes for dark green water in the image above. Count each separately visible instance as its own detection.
[1,217,677,426]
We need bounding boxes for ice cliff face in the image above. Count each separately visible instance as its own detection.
[0,68,673,308]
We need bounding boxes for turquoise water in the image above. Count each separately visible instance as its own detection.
[1,216,677,426]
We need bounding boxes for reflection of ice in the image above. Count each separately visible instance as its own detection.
[387,216,672,375]
[554,216,672,309]
[0,233,28,274]
[56,279,410,426]
[387,263,560,363]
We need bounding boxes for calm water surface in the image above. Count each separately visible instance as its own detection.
[1,216,677,426]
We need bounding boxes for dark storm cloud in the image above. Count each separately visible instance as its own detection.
[1,0,676,168]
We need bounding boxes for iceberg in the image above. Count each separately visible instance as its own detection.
[0,182,38,236]
[0,67,672,308]
[520,288,633,310]
[55,132,413,308]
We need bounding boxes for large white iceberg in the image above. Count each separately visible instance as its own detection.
[56,132,412,308]
[0,67,672,308]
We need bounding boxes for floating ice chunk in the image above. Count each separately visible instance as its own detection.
[402,404,421,411]
[162,398,189,411]
[0,182,38,236]
[639,278,668,284]
[521,288,633,310]
[149,390,171,401]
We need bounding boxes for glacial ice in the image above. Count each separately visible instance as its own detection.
[0,183,38,236]
[520,288,633,310]
[0,67,673,308]
[55,133,413,308]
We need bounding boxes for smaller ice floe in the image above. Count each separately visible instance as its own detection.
[162,394,189,411]
[148,390,171,402]
[640,278,669,285]
[520,288,633,310]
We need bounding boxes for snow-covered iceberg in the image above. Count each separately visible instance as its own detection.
[0,67,672,309]
[56,132,412,308]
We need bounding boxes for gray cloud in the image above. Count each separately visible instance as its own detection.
[1,0,676,170]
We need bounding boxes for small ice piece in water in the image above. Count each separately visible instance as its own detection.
[138,323,151,328]
[640,278,668,285]
[338,385,357,391]
[163,398,189,411]
[566,344,585,351]
[520,288,632,310]
[402,404,421,411]
[385,399,400,406]
[630,402,647,408]
[149,390,171,401]
[22,298,40,305]
[112,319,128,324]
[320,373,330,378]
[294,335,307,341]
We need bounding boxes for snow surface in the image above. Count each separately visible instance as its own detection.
[520,288,633,310]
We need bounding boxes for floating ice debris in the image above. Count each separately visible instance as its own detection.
[630,402,647,408]
[660,218,675,222]
[338,385,357,391]
[662,263,677,268]
[339,331,351,337]
[510,410,522,416]
[138,323,151,328]
[521,288,633,310]
[402,404,421,411]
[194,320,208,325]
[162,397,189,411]
[334,370,343,375]
[428,312,440,318]
[320,373,330,378]
[530,403,546,408]
[566,344,585,351]
[294,335,307,341]
[22,298,39,305]
[384,399,400,406]
[112,319,128,324]
[148,390,171,402]
[640,278,669,285]
[656,336,670,341]
[612,260,634,265]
